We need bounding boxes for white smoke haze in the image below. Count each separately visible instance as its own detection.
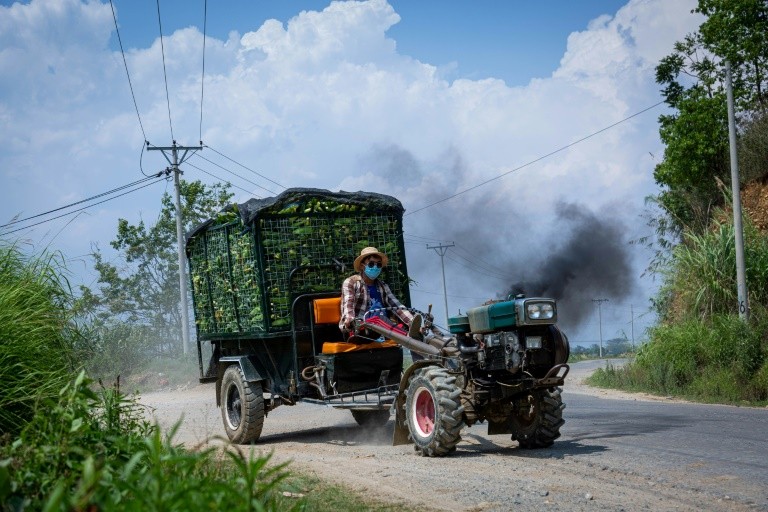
[0,0,703,340]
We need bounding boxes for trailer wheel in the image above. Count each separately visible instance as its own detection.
[221,365,265,444]
[350,409,391,427]
[510,387,565,449]
[404,367,464,457]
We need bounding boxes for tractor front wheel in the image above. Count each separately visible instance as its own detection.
[404,367,464,457]
[221,365,265,444]
[510,387,565,448]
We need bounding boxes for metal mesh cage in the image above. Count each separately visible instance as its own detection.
[187,189,409,337]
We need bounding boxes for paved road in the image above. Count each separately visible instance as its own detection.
[563,389,767,508]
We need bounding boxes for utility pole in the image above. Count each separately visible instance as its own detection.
[148,141,202,355]
[592,298,609,358]
[725,61,749,321]
[630,304,635,351]
[427,242,454,324]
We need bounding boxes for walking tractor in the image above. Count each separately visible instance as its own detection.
[186,188,570,457]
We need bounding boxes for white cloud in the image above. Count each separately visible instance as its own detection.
[0,0,703,338]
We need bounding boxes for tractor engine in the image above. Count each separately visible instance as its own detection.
[450,295,569,378]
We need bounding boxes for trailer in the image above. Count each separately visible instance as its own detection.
[185,188,411,443]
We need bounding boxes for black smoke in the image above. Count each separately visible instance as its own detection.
[361,144,638,335]
[504,202,635,330]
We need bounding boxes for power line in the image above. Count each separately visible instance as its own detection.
[185,161,261,197]
[203,145,286,190]
[109,0,146,141]
[199,0,208,142]
[192,153,278,195]
[1,178,166,236]
[403,232,453,244]
[1,174,161,229]
[444,253,510,281]
[155,0,174,140]
[405,101,665,217]
[450,244,510,278]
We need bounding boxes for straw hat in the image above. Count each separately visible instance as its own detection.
[354,247,389,272]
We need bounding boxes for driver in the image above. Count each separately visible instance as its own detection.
[339,246,415,339]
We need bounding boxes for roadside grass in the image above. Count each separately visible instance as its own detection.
[281,471,417,512]
[586,314,768,406]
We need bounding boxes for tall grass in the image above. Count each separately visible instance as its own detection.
[667,210,768,320]
[0,242,79,435]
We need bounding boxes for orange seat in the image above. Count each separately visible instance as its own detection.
[321,340,399,354]
[313,297,342,325]
[311,297,399,354]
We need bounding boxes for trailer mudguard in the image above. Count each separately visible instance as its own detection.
[215,356,265,406]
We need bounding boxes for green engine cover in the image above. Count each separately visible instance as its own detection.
[466,301,517,334]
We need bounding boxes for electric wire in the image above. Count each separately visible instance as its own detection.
[452,243,507,277]
[155,0,174,141]
[203,145,286,190]
[192,153,278,195]
[443,252,513,281]
[447,249,513,280]
[199,0,207,142]
[185,162,261,197]
[405,101,665,216]
[0,175,162,229]
[1,178,167,235]
[403,232,453,244]
[109,0,147,142]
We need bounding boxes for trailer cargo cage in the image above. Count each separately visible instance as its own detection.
[185,188,411,338]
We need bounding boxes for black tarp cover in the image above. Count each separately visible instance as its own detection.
[186,188,404,247]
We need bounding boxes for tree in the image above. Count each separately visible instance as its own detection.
[81,180,233,363]
[652,0,768,233]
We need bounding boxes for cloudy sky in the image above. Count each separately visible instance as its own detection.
[0,0,703,343]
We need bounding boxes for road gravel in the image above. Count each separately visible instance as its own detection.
[140,360,768,511]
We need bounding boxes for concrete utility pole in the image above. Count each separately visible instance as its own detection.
[148,141,202,355]
[427,242,455,324]
[725,61,750,321]
[630,304,635,351]
[592,298,609,358]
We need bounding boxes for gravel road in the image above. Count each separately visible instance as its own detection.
[140,360,767,511]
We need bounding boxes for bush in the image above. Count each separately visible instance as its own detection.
[0,242,79,436]
[0,372,298,511]
[75,322,153,383]
[594,314,768,402]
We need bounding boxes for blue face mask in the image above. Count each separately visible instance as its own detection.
[364,263,382,280]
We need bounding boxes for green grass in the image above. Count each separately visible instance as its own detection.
[0,241,79,435]
[586,314,768,405]
[280,472,418,512]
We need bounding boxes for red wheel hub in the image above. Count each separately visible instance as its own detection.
[413,387,435,437]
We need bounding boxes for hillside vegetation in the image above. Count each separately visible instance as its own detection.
[590,0,768,404]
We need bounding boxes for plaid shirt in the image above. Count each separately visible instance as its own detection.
[339,274,414,331]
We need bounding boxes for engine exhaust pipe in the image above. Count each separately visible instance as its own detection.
[362,322,441,357]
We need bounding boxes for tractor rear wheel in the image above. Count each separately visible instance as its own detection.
[510,387,565,448]
[351,409,391,427]
[404,366,464,457]
[221,365,265,444]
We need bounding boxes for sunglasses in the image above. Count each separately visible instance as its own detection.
[366,261,383,269]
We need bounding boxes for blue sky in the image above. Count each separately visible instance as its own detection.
[105,0,629,86]
[0,0,703,341]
